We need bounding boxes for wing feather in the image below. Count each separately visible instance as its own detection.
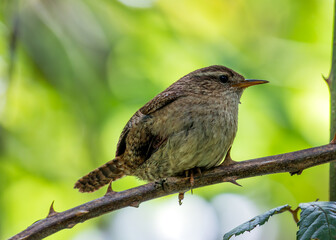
[115,90,185,157]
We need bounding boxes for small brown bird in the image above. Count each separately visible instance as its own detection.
[75,65,268,193]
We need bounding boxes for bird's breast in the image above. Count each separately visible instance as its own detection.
[152,94,240,170]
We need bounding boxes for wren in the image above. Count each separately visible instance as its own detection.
[74,65,268,192]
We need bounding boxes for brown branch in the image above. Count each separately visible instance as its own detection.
[10,143,336,240]
[288,207,300,224]
[329,0,336,201]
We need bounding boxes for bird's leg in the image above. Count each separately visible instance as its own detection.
[196,167,202,176]
[178,168,203,204]
[185,169,189,178]
[220,147,237,166]
[183,169,195,194]
[186,167,202,193]
[189,171,195,190]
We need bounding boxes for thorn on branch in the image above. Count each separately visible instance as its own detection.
[224,177,242,187]
[289,169,303,176]
[66,223,76,229]
[322,74,331,88]
[130,201,140,208]
[220,147,237,166]
[105,182,116,196]
[330,133,336,144]
[288,207,300,224]
[47,201,58,218]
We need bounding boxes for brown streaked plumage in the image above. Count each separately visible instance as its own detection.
[74,65,268,192]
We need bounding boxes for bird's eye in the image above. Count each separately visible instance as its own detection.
[219,75,229,83]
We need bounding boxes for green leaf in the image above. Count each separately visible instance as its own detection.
[297,202,336,240]
[223,204,291,240]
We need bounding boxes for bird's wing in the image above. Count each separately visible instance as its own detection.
[115,90,185,157]
[74,91,185,192]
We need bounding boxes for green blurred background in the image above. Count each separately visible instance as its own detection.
[0,0,332,239]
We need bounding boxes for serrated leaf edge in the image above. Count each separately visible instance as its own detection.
[223,204,291,240]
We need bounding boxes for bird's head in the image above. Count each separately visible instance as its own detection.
[177,65,268,97]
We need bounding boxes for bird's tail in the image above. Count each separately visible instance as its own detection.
[74,156,126,193]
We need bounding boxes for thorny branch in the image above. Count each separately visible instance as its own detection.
[10,141,336,240]
[329,0,336,202]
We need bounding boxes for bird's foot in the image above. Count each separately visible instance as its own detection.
[155,178,168,192]
[178,192,185,205]
[177,168,202,205]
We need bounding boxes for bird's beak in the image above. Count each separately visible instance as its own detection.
[232,79,269,88]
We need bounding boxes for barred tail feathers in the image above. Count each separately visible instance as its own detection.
[74,157,126,193]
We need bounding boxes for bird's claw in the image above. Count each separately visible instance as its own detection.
[178,192,185,205]
[155,178,168,192]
